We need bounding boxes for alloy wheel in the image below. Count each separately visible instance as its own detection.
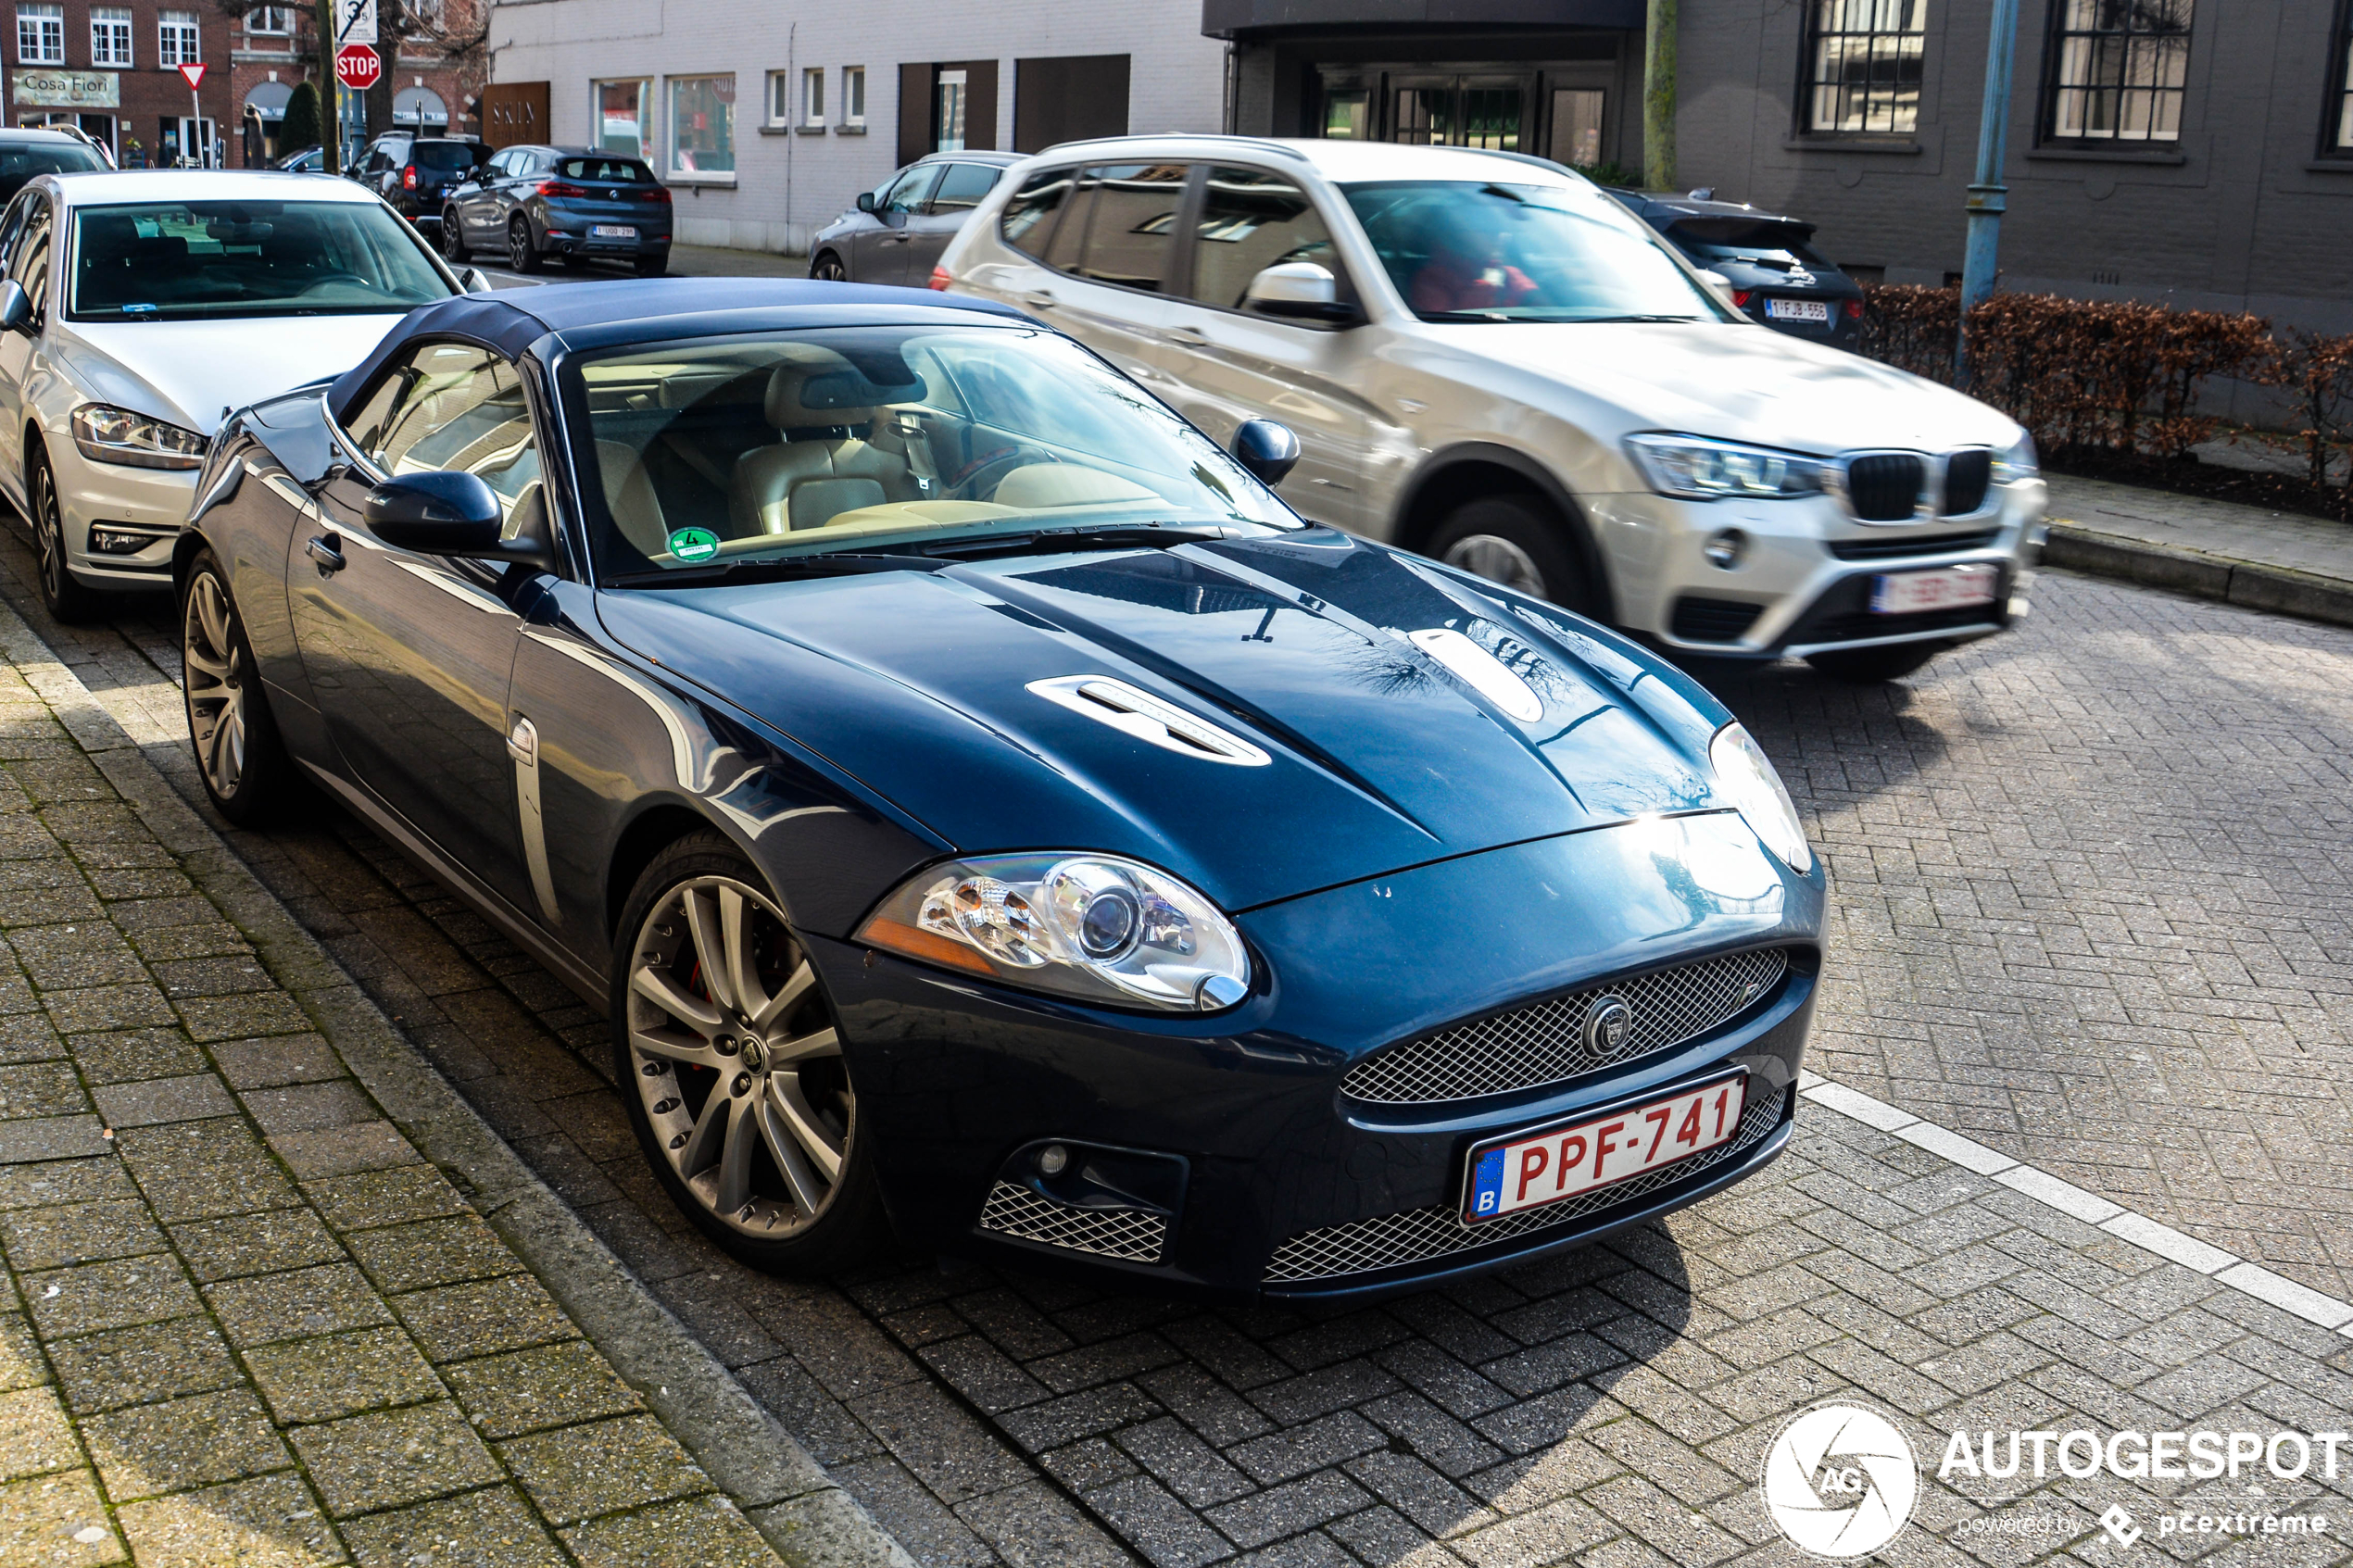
[1442,533,1547,596]
[182,571,249,800]
[812,254,847,282]
[625,874,851,1237]
[31,462,64,601]
[439,213,465,260]
[508,219,532,271]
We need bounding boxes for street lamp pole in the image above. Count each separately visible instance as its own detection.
[1956,0,2020,384]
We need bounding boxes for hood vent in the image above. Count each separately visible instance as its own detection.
[1026,676,1272,767]
[1406,628,1543,722]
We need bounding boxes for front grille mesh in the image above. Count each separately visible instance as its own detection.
[1941,449,1992,515]
[1843,453,1924,521]
[978,1182,1167,1263]
[1264,1085,1786,1283]
[1341,948,1790,1106]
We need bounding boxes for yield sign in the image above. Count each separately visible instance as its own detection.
[176,63,207,92]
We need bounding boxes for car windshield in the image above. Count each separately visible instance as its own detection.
[1343,180,1728,323]
[0,143,103,204]
[573,323,1299,579]
[67,199,452,321]
[1665,217,1829,267]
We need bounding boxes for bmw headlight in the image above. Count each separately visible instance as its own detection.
[857,853,1252,1012]
[1626,434,1824,501]
[70,404,206,470]
[1709,723,1812,873]
[1992,429,2038,484]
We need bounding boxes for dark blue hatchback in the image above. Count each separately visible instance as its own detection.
[181,278,1823,1298]
[441,145,673,276]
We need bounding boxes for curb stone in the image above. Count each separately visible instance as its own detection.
[2044,521,2353,629]
[0,593,916,1568]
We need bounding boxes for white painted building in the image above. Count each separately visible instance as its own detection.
[484,0,1228,254]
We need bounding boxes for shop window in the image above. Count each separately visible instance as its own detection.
[16,5,62,66]
[596,79,650,159]
[668,74,735,178]
[2044,0,2193,142]
[91,6,132,67]
[1323,91,1368,139]
[1548,89,1604,167]
[1802,0,1926,134]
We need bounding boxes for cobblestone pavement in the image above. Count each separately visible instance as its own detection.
[6,525,2353,1568]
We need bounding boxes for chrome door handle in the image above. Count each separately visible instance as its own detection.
[306,534,345,572]
[1017,290,1056,310]
[1164,325,1210,347]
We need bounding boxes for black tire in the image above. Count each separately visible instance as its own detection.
[610,831,889,1274]
[27,445,102,624]
[634,254,667,278]
[810,251,848,282]
[1804,642,1948,683]
[1428,494,1598,616]
[507,215,543,273]
[438,209,467,262]
[180,548,293,825]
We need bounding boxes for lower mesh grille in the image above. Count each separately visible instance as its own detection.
[1341,947,1790,1105]
[977,1182,1167,1263]
[1264,1085,1786,1284]
[1670,596,1766,643]
[1843,453,1925,521]
[1941,449,1992,515]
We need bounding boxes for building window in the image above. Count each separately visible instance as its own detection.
[2045,0,2193,142]
[596,79,650,159]
[1549,89,1604,168]
[16,4,63,66]
[406,0,442,27]
[1802,0,1927,134]
[936,68,967,151]
[843,66,864,127]
[2335,4,2353,152]
[802,67,824,127]
[158,9,201,67]
[245,5,292,32]
[91,6,132,66]
[667,74,735,177]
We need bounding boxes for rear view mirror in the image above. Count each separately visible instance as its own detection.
[1244,262,1360,324]
[0,280,29,333]
[1230,420,1301,487]
[856,191,878,214]
[366,471,553,570]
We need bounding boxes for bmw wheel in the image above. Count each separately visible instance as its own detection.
[612,833,888,1273]
[181,548,291,824]
[28,447,101,623]
[810,252,849,282]
[507,215,543,274]
[439,209,467,262]
[1431,495,1594,616]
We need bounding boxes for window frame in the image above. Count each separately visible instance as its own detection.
[2322,0,2353,158]
[802,66,825,128]
[1176,162,1359,328]
[664,72,737,183]
[245,6,293,34]
[90,6,132,67]
[2037,0,2196,148]
[843,66,866,128]
[593,78,652,160]
[1793,0,1929,139]
[16,4,63,67]
[157,8,202,68]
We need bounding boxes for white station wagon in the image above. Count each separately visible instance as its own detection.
[937,136,2045,682]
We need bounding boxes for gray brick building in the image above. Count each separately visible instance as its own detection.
[1218,0,2353,331]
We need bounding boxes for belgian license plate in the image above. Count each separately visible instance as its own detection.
[591,224,637,239]
[1871,563,2001,615]
[1462,1072,1748,1223]
[1768,297,1830,323]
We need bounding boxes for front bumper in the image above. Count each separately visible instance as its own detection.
[50,434,195,593]
[813,813,1823,1300]
[1589,475,2045,658]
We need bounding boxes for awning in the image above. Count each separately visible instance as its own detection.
[243,80,292,121]
[394,86,448,127]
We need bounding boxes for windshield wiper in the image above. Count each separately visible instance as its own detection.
[603,552,944,588]
[1572,314,1709,323]
[908,523,1234,561]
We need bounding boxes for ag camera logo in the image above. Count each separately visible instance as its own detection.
[1763,1404,1919,1558]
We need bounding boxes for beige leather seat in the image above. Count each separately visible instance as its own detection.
[729,351,917,535]
[597,440,669,557]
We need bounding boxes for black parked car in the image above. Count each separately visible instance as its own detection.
[809,151,1021,286]
[443,144,673,276]
[1609,190,1866,349]
[356,132,494,233]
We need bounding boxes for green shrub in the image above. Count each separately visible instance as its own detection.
[280,80,321,157]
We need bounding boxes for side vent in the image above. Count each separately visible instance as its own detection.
[1026,676,1272,766]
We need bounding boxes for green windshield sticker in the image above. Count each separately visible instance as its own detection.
[666,527,721,563]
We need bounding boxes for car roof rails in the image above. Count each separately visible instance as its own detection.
[1032,132,1310,165]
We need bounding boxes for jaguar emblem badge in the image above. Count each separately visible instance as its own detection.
[1582,995,1634,1057]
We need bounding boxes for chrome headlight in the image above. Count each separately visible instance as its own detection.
[1626,433,1825,501]
[71,404,206,470]
[1709,723,1812,873]
[857,853,1252,1012]
[1992,429,2038,484]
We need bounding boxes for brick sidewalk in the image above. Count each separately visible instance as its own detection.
[0,619,847,1563]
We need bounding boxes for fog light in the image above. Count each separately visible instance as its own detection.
[1038,1144,1069,1176]
[1703,528,1748,571]
[90,528,155,555]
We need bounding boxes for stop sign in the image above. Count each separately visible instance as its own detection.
[334,44,380,91]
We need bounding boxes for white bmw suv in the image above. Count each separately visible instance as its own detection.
[935,136,2045,681]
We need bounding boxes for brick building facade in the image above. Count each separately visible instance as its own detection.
[8,0,233,166]
[229,0,487,169]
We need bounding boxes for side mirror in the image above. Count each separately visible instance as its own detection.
[1243,262,1359,324]
[459,266,492,293]
[856,191,878,214]
[366,471,554,570]
[0,280,30,333]
[1230,420,1301,487]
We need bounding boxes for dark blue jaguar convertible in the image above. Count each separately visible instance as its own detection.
[178,279,1822,1299]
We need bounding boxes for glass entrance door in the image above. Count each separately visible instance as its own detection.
[1317,66,1607,169]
